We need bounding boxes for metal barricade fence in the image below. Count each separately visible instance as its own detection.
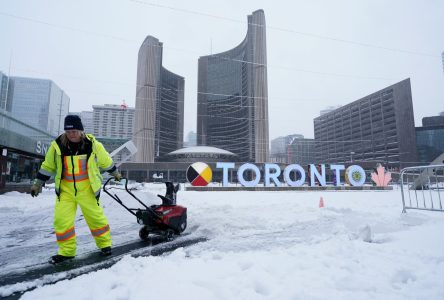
[400,164,444,213]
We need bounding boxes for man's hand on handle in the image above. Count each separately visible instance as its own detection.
[110,171,122,182]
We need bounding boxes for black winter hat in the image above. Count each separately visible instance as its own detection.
[64,115,84,131]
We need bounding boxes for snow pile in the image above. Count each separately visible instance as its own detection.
[1,185,444,299]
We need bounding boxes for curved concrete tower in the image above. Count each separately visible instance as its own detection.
[197,10,269,162]
[133,36,184,162]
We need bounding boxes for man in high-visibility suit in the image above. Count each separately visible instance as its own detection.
[31,115,121,264]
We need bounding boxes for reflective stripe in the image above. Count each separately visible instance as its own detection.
[40,169,55,177]
[64,174,89,182]
[100,163,115,173]
[91,224,110,237]
[56,227,75,242]
[63,156,89,182]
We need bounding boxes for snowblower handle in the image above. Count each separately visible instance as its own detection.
[103,178,161,220]
[103,177,139,217]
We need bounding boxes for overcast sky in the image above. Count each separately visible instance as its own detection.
[1,0,443,140]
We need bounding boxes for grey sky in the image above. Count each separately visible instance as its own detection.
[1,0,443,140]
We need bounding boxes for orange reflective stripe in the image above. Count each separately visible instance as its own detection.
[63,155,88,181]
[91,224,110,237]
[56,227,76,242]
[64,156,69,177]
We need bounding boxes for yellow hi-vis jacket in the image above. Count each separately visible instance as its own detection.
[38,134,114,198]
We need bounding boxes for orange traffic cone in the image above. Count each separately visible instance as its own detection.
[319,197,325,208]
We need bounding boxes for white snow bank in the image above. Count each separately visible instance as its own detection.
[1,185,444,299]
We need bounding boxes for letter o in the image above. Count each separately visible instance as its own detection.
[284,164,305,187]
[237,163,261,187]
[345,165,366,186]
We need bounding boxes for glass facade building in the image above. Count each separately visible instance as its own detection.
[0,108,55,192]
[7,76,70,136]
[197,10,269,163]
[287,138,316,166]
[270,134,303,164]
[270,134,315,165]
[133,36,184,162]
[416,116,444,163]
[314,79,418,168]
[416,126,444,163]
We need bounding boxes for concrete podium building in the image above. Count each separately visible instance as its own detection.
[197,9,269,163]
[133,36,185,162]
[314,78,418,168]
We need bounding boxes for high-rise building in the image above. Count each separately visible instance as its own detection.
[288,137,316,166]
[422,115,444,127]
[270,134,303,163]
[70,111,94,134]
[92,104,135,138]
[197,9,269,163]
[133,36,185,162]
[0,72,9,110]
[320,106,342,116]
[270,134,315,165]
[184,131,197,147]
[80,111,94,134]
[6,76,70,136]
[314,78,417,167]
[442,51,444,74]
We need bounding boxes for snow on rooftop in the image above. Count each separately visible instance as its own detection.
[168,146,236,156]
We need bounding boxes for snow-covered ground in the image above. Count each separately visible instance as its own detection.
[1,183,444,299]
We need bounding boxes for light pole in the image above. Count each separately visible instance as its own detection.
[350,151,355,163]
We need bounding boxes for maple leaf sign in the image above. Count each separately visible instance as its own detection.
[371,166,392,186]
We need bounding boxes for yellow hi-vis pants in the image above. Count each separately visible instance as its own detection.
[54,178,111,257]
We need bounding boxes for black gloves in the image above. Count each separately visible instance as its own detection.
[110,171,122,182]
[30,179,44,197]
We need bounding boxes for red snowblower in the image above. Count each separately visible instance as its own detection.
[103,178,187,240]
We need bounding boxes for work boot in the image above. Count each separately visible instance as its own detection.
[100,246,112,257]
[49,254,75,264]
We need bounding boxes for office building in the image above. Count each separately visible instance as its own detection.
[197,9,269,163]
[133,36,185,162]
[6,76,70,136]
[314,79,417,167]
[184,131,197,147]
[320,106,342,116]
[422,115,444,127]
[0,72,8,110]
[270,134,315,165]
[0,109,54,193]
[270,134,303,163]
[92,104,135,139]
[442,51,444,74]
[287,137,316,166]
[70,111,94,134]
[416,115,444,163]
